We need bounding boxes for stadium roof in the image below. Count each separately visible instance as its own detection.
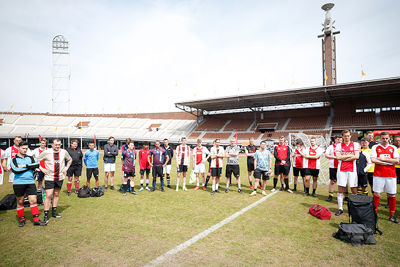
[175,77,400,114]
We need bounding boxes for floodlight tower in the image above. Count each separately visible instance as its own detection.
[51,35,71,114]
[318,3,340,86]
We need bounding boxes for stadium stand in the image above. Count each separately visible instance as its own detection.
[380,110,400,125]
[202,132,232,140]
[332,112,377,128]
[224,119,253,131]
[196,117,227,131]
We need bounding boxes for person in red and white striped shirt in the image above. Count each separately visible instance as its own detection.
[192,139,210,190]
[371,132,400,224]
[176,137,191,191]
[335,130,360,216]
[300,137,324,197]
[325,135,342,202]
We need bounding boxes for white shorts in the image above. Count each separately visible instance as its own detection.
[194,163,206,174]
[163,164,171,175]
[337,171,358,188]
[373,176,397,194]
[104,163,116,172]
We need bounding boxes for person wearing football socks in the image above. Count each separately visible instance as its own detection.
[66,139,83,195]
[138,142,151,191]
[250,141,273,196]
[292,139,306,192]
[210,139,225,195]
[32,138,48,192]
[192,138,210,190]
[162,138,174,188]
[245,138,257,190]
[176,137,190,191]
[84,142,100,187]
[272,136,291,193]
[148,141,169,192]
[370,132,400,223]
[300,137,324,197]
[36,138,72,223]
[325,135,342,201]
[122,141,137,196]
[10,142,46,227]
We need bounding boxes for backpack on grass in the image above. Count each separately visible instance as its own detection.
[309,204,331,220]
[90,186,105,197]
[78,186,91,198]
[348,194,382,235]
[333,223,376,246]
[0,194,17,210]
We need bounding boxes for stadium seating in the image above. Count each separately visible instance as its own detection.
[286,116,328,130]
[196,117,227,131]
[332,112,376,127]
[202,132,232,140]
[224,120,253,131]
[380,110,400,125]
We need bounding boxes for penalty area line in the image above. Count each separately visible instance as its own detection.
[144,190,279,267]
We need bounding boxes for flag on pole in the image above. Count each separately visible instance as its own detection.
[94,134,97,147]
[361,69,366,76]
[38,135,42,141]
[324,73,328,81]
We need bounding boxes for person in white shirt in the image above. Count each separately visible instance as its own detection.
[32,138,48,191]
[300,137,324,197]
[210,139,225,195]
[192,139,210,190]
[176,137,191,191]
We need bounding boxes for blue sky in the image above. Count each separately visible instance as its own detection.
[0,0,399,114]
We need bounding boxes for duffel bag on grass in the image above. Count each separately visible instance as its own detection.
[333,223,376,246]
[309,204,331,220]
[78,186,91,198]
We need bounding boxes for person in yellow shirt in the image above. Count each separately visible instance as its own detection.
[394,136,400,185]
[361,138,374,195]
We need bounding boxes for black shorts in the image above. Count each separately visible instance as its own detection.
[124,171,135,178]
[67,165,82,177]
[211,167,222,177]
[13,183,37,197]
[37,171,45,182]
[45,180,64,190]
[152,165,163,178]
[254,169,270,181]
[247,160,255,172]
[305,168,319,177]
[177,165,188,173]
[329,168,337,181]
[274,165,290,176]
[396,168,400,184]
[86,168,99,179]
[358,173,368,188]
[293,167,306,177]
[226,165,240,178]
[140,168,150,175]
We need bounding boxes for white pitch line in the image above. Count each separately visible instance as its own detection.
[144,190,279,267]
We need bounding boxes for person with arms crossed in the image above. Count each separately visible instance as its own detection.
[370,132,400,223]
[65,139,83,196]
[325,135,342,202]
[334,130,360,216]
[121,141,138,196]
[225,137,242,193]
[192,138,210,190]
[210,139,224,195]
[104,136,118,190]
[84,142,100,188]
[301,137,324,197]
[5,136,32,183]
[176,137,190,191]
[245,138,257,190]
[36,138,72,224]
[148,141,169,192]
[138,142,151,191]
[272,136,292,193]
[10,142,47,227]
[162,138,174,188]
[32,138,48,192]
[250,141,272,197]
[292,139,306,192]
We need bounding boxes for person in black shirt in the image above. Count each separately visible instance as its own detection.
[162,138,174,188]
[66,139,83,196]
[245,138,257,190]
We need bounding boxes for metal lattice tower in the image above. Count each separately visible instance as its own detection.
[51,35,70,114]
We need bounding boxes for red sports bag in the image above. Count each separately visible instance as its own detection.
[309,204,331,220]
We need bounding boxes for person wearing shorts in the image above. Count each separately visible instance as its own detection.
[334,130,360,216]
[325,135,342,201]
[121,141,137,196]
[10,141,46,227]
[301,137,324,197]
[32,138,48,192]
[210,139,224,195]
[245,138,257,190]
[272,136,291,192]
[103,136,118,190]
[138,142,151,191]
[162,138,174,188]
[250,141,273,196]
[292,139,306,192]
[192,138,210,190]
[84,142,100,187]
[225,138,242,193]
[371,132,400,224]
[148,141,169,192]
[36,138,72,224]
[357,139,372,194]
[394,136,400,185]
[66,139,83,195]
[176,137,190,191]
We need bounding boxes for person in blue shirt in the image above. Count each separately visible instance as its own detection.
[84,142,100,187]
[10,141,46,227]
[250,141,273,197]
